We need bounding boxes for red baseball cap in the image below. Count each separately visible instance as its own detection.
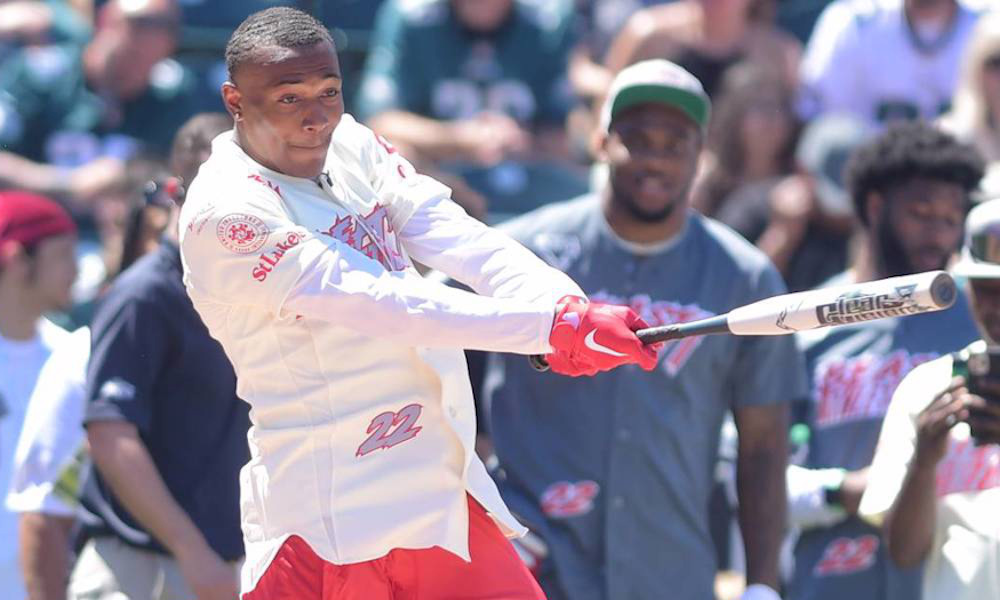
[0,191,77,249]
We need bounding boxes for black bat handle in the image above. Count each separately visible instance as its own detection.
[635,314,730,344]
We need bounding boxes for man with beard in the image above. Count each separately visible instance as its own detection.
[481,59,806,600]
[859,198,1000,600]
[785,121,984,600]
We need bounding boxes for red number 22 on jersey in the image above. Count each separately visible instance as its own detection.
[356,404,423,457]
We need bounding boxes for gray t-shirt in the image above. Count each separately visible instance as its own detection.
[788,273,979,600]
[484,195,807,600]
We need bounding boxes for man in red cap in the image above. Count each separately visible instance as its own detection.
[0,191,77,598]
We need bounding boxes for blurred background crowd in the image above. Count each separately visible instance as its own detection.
[2,0,1000,599]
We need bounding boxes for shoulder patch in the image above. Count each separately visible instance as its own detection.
[216,213,270,254]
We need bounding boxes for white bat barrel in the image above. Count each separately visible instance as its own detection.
[726,271,957,336]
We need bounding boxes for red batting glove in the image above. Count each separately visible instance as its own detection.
[546,295,660,376]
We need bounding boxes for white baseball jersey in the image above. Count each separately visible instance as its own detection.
[178,114,583,593]
[860,343,1000,600]
[799,0,981,127]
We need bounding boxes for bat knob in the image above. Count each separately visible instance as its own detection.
[929,272,957,309]
[529,354,550,372]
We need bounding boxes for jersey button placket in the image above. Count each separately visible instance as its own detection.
[603,372,633,600]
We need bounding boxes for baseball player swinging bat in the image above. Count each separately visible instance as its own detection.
[531,271,957,371]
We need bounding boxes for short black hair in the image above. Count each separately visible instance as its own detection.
[225,7,333,78]
[846,120,985,225]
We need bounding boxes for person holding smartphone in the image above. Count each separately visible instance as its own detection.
[860,198,1000,600]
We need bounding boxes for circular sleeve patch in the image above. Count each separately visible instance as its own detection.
[216,213,270,254]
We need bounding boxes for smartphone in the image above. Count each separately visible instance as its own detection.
[952,346,1000,446]
[952,346,1000,402]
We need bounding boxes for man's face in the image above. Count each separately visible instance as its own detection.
[872,178,967,277]
[600,103,702,223]
[223,41,343,179]
[26,234,78,312]
[451,0,514,33]
[969,278,1000,344]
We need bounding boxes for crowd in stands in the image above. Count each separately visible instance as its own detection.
[1,1,999,599]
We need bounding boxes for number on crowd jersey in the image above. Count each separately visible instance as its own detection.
[813,535,879,576]
[356,404,423,457]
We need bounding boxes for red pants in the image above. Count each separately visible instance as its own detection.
[243,496,545,600]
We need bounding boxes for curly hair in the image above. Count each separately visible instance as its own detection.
[846,120,986,225]
[225,7,333,78]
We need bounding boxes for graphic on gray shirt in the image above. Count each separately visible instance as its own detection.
[484,196,807,600]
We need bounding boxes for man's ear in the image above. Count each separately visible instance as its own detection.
[221,82,243,122]
[591,129,610,163]
[0,240,25,274]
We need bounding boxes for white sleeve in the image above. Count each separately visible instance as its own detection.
[798,2,863,119]
[400,196,585,304]
[5,330,89,517]
[181,190,556,355]
[859,361,939,526]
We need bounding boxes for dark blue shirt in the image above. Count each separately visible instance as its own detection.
[82,239,250,560]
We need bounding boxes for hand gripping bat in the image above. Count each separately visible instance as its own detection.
[530,271,957,372]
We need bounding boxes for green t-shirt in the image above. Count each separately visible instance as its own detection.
[0,43,201,164]
[356,0,576,125]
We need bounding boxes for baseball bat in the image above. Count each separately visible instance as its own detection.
[530,270,956,371]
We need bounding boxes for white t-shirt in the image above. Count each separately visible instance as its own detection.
[860,342,1000,600]
[799,0,982,127]
[0,319,68,598]
[7,326,90,518]
[179,114,583,592]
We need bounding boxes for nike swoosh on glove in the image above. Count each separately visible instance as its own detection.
[546,295,660,376]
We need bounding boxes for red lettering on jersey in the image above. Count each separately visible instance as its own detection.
[591,292,713,375]
[375,134,398,155]
[251,231,307,282]
[813,535,879,576]
[316,204,407,271]
[935,437,1000,497]
[247,174,284,200]
[356,404,423,457]
[318,215,357,248]
[814,351,936,428]
[540,481,600,518]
